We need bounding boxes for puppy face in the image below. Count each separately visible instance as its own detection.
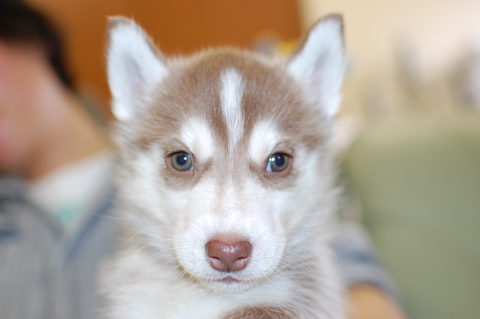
[107,16,344,293]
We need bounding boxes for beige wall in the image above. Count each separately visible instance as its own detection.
[298,0,480,114]
[300,0,480,79]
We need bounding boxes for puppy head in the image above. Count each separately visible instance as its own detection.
[107,15,344,293]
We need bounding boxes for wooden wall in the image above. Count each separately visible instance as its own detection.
[27,0,302,110]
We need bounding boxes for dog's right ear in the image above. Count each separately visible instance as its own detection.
[107,17,168,122]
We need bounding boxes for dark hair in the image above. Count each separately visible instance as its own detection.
[0,0,75,90]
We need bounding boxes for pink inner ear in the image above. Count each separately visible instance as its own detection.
[125,55,146,103]
[310,53,327,91]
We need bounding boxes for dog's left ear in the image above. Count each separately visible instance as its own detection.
[287,14,345,118]
[107,17,169,122]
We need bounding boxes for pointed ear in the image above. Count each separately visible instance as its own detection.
[287,14,345,118]
[107,17,168,122]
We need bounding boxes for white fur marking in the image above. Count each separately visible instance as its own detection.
[181,118,214,162]
[249,120,281,164]
[220,68,245,152]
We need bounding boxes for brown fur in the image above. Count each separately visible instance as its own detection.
[223,306,293,319]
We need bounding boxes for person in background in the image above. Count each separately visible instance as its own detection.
[0,1,406,318]
[0,1,116,318]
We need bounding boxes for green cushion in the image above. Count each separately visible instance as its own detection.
[344,115,480,319]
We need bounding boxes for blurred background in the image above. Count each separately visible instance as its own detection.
[25,0,480,117]
[24,0,302,116]
[24,0,480,318]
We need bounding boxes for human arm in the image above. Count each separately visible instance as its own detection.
[333,221,408,319]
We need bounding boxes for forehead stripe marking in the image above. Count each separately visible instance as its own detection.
[249,120,280,165]
[220,68,245,153]
[181,118,214,162]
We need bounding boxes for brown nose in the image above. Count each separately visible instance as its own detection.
[206,240,251,272]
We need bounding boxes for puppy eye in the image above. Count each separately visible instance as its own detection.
[266,153,289,172]
[170,152,193,171]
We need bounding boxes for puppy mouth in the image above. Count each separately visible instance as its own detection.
[217,276,239,284]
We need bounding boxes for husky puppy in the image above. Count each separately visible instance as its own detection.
[105,14,346,319]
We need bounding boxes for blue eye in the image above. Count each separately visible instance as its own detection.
[266,153,289,172]
[170,152,193,171]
